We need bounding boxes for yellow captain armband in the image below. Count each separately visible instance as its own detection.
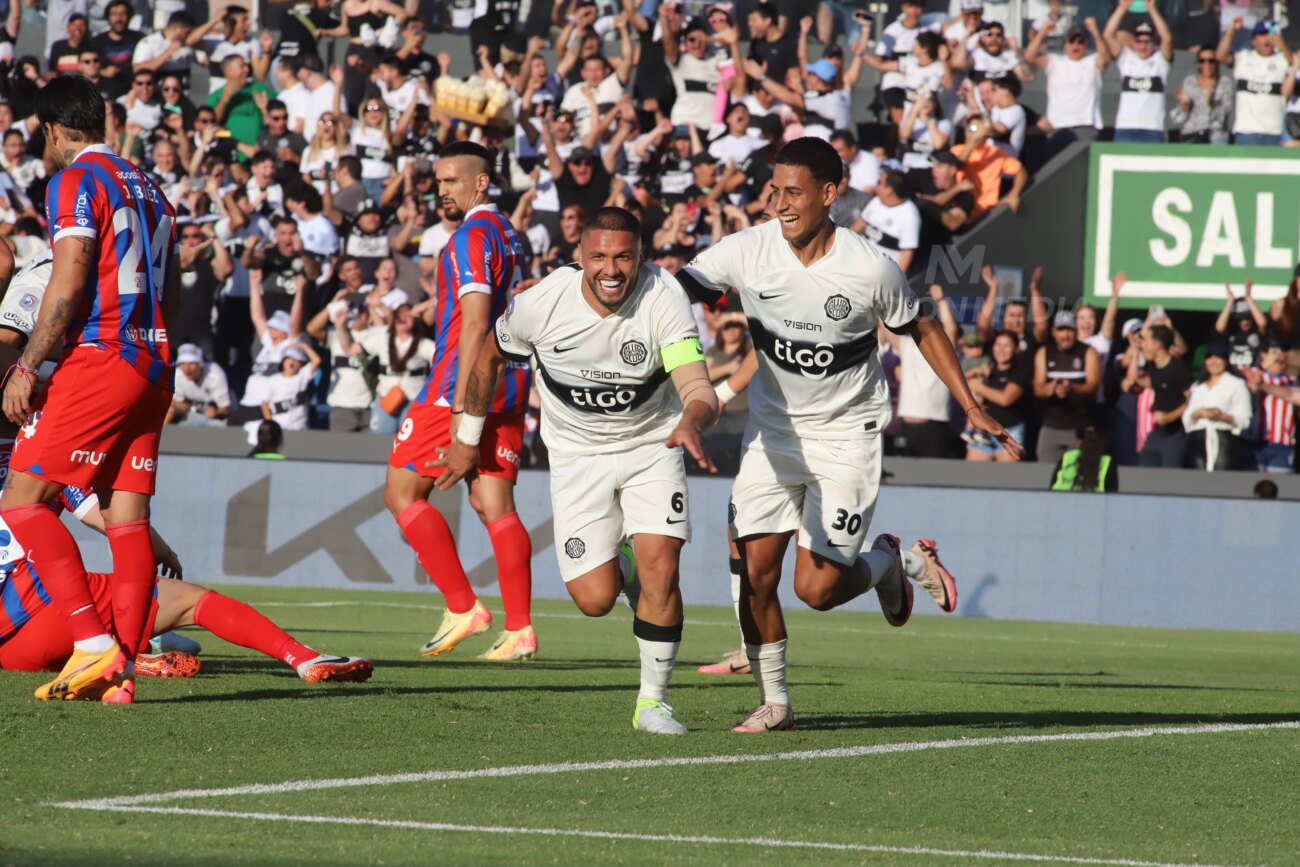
[660,338,705,373]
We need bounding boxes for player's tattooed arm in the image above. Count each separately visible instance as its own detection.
[21,236,91,369]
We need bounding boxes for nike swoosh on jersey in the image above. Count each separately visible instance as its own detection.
[758,291,784,300]
[666,518,686,524]
[826,540,846,548]
[554,344,577,353]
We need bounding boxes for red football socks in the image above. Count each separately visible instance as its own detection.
[397,500,477,614]
[106,520,158,657]
[487,512,532,630]
[1,504,104,643]
[191,590,316,669]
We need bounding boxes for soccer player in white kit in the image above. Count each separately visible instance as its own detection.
[438,207,720,735]
[678,138,1022,732]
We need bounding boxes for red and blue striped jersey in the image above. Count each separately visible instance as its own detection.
[420,204,531,413]
[46,144,178,389]
[0,486,92,643]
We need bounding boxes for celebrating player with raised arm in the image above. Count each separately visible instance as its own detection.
[383,141,538,661]
[0,76,179,704]
[677,138,1021,732]
[438,207,719,734]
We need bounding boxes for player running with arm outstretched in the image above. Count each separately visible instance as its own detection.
[676,137,1020,731]
[438,207,719,734]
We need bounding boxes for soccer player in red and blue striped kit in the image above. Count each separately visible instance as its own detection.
[0,76,178,704]
[384,141,537,661]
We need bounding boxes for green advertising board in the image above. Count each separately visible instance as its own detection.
[1085,144,1300,311]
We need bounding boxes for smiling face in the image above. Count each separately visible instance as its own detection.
[769,163,835,247]
[1132,32,1154,59]
[992,333,1016,365]
[579,228,641,313]
[1204,354,1227,377]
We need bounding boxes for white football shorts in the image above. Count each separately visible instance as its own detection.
[549,441,690,582]
[728,429,882,565]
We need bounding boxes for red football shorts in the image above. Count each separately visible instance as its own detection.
[389,404,524,483]
[11,346,172,495]
[0,569,160,672]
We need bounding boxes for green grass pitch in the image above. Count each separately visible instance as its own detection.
[1,585,1296,867]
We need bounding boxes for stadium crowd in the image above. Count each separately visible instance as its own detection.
[0,0,1295,475]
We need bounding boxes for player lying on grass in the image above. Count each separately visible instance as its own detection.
[0,488,373,686]
[438,207,719,734]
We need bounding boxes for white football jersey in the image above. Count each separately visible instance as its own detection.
[0,256,52,339]
[861,198,921,261]
[494,263,700,457]
[681,220,921,441]
[1114,48,1169,132]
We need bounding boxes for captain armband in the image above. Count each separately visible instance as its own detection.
[660,337,705,373]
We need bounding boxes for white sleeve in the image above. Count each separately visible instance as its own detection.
[875,257,922,332]
[652,270,703,352]
[898,205,921,251]
[678,230,750,305]
[207,365,232,408]
[0,279,38,338]
[493,280,543,360]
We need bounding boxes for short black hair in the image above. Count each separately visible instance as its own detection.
[35,75,106,140]
[828,129,856,148]
[285,181,323,212]
[1147,323,1174,350]
[1254,479,1279,500]
[3,129,23,142]
[583,206,641,239]
[751,1,778,22]
[774,137,843,188]
[266,99,287,113]
[880,170,910,199]
[167,11,195,29]
[249,149,275,166]
[916,31,942,57]
[336,154,362,179]
[438,140,494,179]
[106,0,132,13]
[300,53,324,74]
[279,56,303,76]
[13,216,45,238]
[992,73,1022,97]
[224,5,249,19]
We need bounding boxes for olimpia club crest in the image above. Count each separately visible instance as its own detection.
[824,294,851,321]
[620,340,648,365]
[564,537,586,559]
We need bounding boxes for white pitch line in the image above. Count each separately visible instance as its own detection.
[47,804,1258,867]
[51,721,1299,811]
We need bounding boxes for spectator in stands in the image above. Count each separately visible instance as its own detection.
[977,263,1048,355]
[1131,323,1191,467]
[861,170,921,272]
[664,17,744,134]
[49,13,91,74]
[1215,281,1268,369]
[131,13,197,87]
[915,151,976,241]
[953,20,1022,87]
[249,420,286,459]
[209,56,274,148]
[348,301,436,434]
[1103,1,1173,143]
[874,0,929,124]
[1183,341,1252,471]
[1244,336,1298,473]
[746,2,798,91]
[1024,18,1109,157]
[897,90,953,177]
[829,129,882,195]
[174,223,234,357]
[985,74,1026,158]
[1216,19,1293,146]
[1171,45,1234,144]
[259,343,321,437]
[240,271,306,428]
[952,116,1027,224]
[1034,309,1100,463]
[1267,265,1300,372]
[829,161,870,231]
[285,183,340,257]
[168,344,232,426]
[1049,424,1118,491]
[93,0,145,86]
[965,330,1029,462]
[890,284,960,458]
[306,290,375,433]
[1253,479,1279,499]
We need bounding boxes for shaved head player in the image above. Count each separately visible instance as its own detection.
[678,138,1022,732]
[0,75,179,704]
[439,207,719,734]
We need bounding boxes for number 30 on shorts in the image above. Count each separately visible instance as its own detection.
[831,509,862,534]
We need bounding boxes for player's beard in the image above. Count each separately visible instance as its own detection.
[441,199,465,222]
[584,269,635,312]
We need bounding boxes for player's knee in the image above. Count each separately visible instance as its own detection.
[572,592,617,618]
[384,486,415,519]
[632,548,678,589]
[795,581,837,611]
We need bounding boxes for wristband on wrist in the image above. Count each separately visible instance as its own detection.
[455,413,486,446]
[715,381,737,404]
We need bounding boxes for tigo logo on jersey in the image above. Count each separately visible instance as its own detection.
[70,449,105,465]
[773,340,835,379]
[620,340,648,366]
[568,386,636,412]
[824,295,852,321]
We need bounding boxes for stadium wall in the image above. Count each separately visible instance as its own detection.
[71,455,1300,634]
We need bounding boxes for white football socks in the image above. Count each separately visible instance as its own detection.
[860,549,899,590]
[633,618,682,702]
[745,639,789,706]
[901,548,927,580]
